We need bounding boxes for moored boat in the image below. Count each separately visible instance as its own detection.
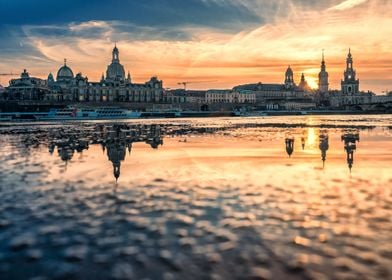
[36,107,142,121]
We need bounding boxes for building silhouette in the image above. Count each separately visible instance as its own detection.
[341,49,360,95]
[298,73,311,92]
[318,50,329,94]
[285,137,295,157]
[319,130,329,168]
[284,66,295,90]
[6,45,164,103]
[341,130,360,172]
[46,124,163,181]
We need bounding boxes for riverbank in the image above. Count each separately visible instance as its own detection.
[1,110,391,123]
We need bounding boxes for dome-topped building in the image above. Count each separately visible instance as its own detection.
[57,59,74,82]
[6,43,163,103]
[106,44,126,82]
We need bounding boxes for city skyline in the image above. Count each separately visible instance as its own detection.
[1,0,391,93]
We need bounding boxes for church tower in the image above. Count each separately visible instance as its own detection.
[318,50,329,94]
[298,73,310,91]
[341,49,359,95]
[284,65,295,89]
[106,44,126,82]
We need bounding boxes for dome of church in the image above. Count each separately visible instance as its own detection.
[105,45,126,81]
[57,59,74,81]
[106,62,125,81]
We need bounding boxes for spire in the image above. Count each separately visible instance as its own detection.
[322,49,325,63]
[347,48,352,60]
[112,44,119,62]
[64,58,67,66]
[346,48,353,70]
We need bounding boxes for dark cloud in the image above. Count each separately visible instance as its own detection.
[0,0,262,31]
[0,25,47,59]
[23,22,193,42]
[0,0,346,47]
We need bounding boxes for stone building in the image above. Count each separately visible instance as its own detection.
[6,69,51,101]
[205,89,256,104]
[341,49,359,95]
[233,66,315,110]
[6,45,164,104]
[318,51,329,94]
[329,50,373,107]
[0,84,6,99]
[298,73,311,92]
[46,45,164,103]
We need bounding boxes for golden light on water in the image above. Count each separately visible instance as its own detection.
[307,127,317,147]
[0,117,391,279]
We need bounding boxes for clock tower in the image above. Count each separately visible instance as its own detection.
[341,49,359,95]
[318,50,329,94]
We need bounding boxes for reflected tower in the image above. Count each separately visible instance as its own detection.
[341,131,360,172]
[107,141,127,182]
[104,125,128,182]
[46,124,164,182]
[285,138,295,158]
[319,130,329,168]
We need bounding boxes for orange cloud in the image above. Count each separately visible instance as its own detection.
[1,0,391,93]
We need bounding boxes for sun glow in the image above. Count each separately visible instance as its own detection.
[306,77,319,89]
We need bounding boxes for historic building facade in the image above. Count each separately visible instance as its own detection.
[6,69,51,101]
[6,45,164,103]
[205,90,256,104]
[45,45,164,103]
[329,49,373,107]
[233,66,315,110]
[341,49,359,95]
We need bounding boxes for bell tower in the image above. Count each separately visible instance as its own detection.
[318,50,329,94]
[112,43,120,62]
[284,65,295,89]
[341,49,359,95]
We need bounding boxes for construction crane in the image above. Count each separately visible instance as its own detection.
[0,73,17,76]
[177,80,217,90]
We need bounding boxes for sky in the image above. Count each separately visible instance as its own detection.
[0,0,391,93]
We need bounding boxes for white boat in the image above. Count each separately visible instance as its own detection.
[36,107,142,121]
[233,110,268,117]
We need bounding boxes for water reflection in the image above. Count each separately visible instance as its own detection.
[48,124,163,181]
[285,137,295,157]
[341,130,360,172]
[0,117,391,279]
[319,129,329,168]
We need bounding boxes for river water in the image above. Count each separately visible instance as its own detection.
[0,115,391,279]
